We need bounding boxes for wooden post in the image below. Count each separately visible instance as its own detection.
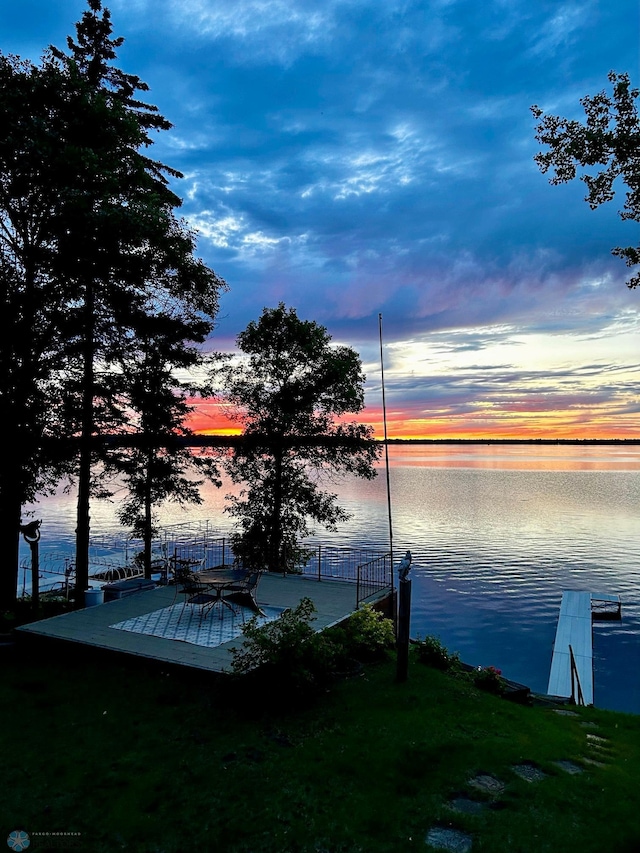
[30,538,39,611]
[20,520,41,612]
[396,576,411,682]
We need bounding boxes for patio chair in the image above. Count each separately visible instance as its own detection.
[219,569,264,616]
[173,561,217,624]
[170,558,204,598]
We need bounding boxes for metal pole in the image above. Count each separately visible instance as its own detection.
[378,314,394,592]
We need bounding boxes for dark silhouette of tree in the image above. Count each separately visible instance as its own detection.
[48,1,224,605]
[114,311,221,579]
[218,304,380,573]
[0,54,81,609]
[0,2,225,608]
[532,71,640,289]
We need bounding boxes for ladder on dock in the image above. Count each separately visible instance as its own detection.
[547,591,621,706]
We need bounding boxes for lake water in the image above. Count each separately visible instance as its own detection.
[20,443,640,714]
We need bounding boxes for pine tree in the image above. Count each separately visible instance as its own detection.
[114,310,221,579]
[0,1,225,608]
[47,1,225,604]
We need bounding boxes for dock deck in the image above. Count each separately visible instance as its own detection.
[16,573,391,674]
[547,590,621,705]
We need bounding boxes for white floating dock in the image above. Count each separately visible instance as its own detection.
[547,591,621,706]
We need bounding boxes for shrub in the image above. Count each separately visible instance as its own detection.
[1,596,73,632]
[230,597,347,688]
[415,635,460,671]
[230,597,316,677]
[343,604,395,662]
[473,665,506,695]
[230,599,395,690]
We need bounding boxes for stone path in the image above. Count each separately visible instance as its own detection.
[425,711,615,851]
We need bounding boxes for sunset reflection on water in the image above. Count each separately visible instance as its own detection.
[380,443,640,472]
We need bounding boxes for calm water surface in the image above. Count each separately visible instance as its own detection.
[22,444,640,714]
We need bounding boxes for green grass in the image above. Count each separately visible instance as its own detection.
[2,641,639,852]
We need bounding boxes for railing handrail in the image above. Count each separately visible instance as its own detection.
[568,644,585,706]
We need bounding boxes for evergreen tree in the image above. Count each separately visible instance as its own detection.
[47,1,224,604]
[0,54,79,609]
[0,2,225,608]
[114,309,221,579]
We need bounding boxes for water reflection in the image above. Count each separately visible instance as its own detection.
[21,443,640,713]
[383,443,640,471]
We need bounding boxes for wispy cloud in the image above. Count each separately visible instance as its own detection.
[2,0,638,437]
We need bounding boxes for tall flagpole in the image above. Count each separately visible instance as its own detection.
[378,314,394,596]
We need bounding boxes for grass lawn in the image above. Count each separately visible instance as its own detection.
[2,638,639,852]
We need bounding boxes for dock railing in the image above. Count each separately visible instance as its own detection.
[23,521,393,609]
[569,644,586,707]
[297,545,392,608]
[169,539,393,608]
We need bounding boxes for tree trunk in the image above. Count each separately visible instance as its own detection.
[74,281,95,607]
[143,448,153,580]
[268,445,283,573]
[0,481,22,610]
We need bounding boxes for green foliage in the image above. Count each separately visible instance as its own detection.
[415,634,461,671]
[230,597,326,687]
[1,596,74,632]
[218,303,380,572]
[473,664,506,695]
[341,604,395,661]
[230,599,395,690]
[532,71,640,289]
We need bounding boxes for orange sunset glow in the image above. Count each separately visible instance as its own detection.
[187,401,638,441]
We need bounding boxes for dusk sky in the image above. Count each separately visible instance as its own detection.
[2,0,638,439]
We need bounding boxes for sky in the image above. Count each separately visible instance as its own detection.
[2,0,639,439]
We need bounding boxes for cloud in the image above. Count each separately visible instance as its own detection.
[3,0,639,438]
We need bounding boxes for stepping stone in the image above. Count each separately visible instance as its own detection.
[553,709,579,717]
[581,757,607,768]
[512,762,547,783]
[579,721,599,729]
[586,734,609,745]
[467,774,505,796]
[425,826,473,852]
[554,760,584,775]
[586,743,611,757]
[447,796,487,815]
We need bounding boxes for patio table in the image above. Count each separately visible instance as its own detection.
[193,568,263,615]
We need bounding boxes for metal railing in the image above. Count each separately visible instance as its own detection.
[355,552,392,607]
[297,545,392,608]
[22,521,394,610]
[569,644,586,706]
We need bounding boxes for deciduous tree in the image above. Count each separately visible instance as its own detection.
[532,71,640,289]
[218,304,379,572]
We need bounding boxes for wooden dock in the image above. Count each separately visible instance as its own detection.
[547,591,621,706]
[16,574,392,675]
